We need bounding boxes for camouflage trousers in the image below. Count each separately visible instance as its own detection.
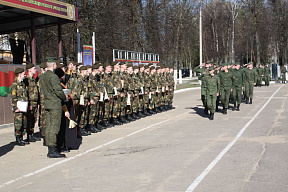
[38,103,46,136]
[78,104,88,129]
[27,104,38,133]
[45,109,61,147]
[103,97,113,120]
[120,94,127,117]
[264,75,270,86]
[144,92,149,109]
[132,95,139,112]
[88,102,98,125]
[155,92,161,107]
[138,95,145,112]
[14,112,27,136]
[112,96,120,118]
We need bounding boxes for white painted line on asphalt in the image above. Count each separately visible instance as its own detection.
[185,85,284,192]
[0,109,191,189]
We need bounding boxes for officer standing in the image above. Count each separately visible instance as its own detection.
[232,63,244,111]
[39,60,67,158]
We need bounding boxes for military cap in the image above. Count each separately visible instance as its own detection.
[68,61,76,66]
[139,64,145,68]
[133,66,139,70]
[222,63,228,66]
[235,62,241,65]
[79,66,87,71]
[119,61,126,65]
[77,63,82,66]
[56,59,62,64]
[57,63,64,69]
[92,63,101,70]
[86,65,92,69]
[111,61,118,66]
[55,68,65,78]
[148,63,153,67]
[156,66,161,70]
[40,62,46,69]
[248,61,254,65]
[26,63,34,70]
[206,60,213,64]
[46,57,57,62]
[15,68,24,75]
[144,65,149,69]
[127,63,133,68]
[103,61,111,68]
[150,66,155,70]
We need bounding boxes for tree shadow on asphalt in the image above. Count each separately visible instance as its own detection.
[0,142,15,157]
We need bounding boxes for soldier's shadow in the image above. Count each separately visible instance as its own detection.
[0,142,15,157]
[187,107,209,118]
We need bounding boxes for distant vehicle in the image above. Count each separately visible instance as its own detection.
[177,69,189,78]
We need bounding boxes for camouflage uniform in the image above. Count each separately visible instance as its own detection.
[149,73,157,110]
[132,73,140,113]
[120,71,128,117]
[88,74,100,126]
[102,73,114,120]
[11,78,28,136]
[74,75,90,129]
[111,71,122,119]
[25,75,39,135]
[38,74,46,136]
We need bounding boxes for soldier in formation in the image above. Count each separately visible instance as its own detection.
[195,61,271,120]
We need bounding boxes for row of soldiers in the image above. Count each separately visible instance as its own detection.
[194,61,271,120]
[64,61,175,137]
[10,60,175,153]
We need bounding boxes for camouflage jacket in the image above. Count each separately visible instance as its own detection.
[11,78,28,112]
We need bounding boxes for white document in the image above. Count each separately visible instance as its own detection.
[162,86,165,92]
[17,101,28,112]
[166,85,169,91]
[140,87,144,95]
[62,89,71,96]
[99,92,104,102]
[104,88,109,100]
[127,94,131,105]
[113,87,118,96]
[156,86,159,92]
[79,95,84,105]
[149,92,152,99]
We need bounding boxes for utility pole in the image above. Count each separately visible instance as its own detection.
[199,0,203,66]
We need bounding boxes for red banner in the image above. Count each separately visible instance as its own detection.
[0,0,77,21]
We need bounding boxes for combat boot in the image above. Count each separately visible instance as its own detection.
[120,116,129,124]
[15,136,25,146]
[204,107,209,115]
[88,124,98,133]
[249,98,253,104]
[169,104,175,109]
[209,113,214,120]
[143,109,151,116]
[155,107,161,113]
[47,146,66,158]
[232,103,236,111]
[160,106,166,111]
[111,118,122,125]
[236,104,240,111]
[80,128,89,136]
[245,97,249,104]
[95,123,103,131]
[27,134,36,142]
[126,114,134,121]
[138,111,146,118]
[21,136,30,145]
[132,113,140,120]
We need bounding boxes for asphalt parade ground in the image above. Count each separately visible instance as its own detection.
[0,83,287,192]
